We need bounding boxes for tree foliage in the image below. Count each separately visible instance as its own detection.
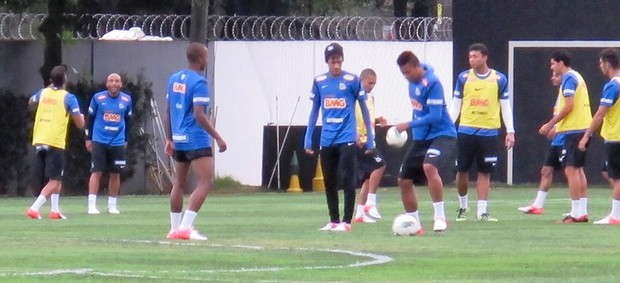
[0,91,31,196]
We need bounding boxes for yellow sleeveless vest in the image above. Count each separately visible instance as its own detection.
[460,69,501,129]
[32,88,71,149]
[556,70,592,132]
[601,77,620,141]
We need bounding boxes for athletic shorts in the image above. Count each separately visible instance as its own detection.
[356,147,386,183]
[399,136,456,183]
[606,143,620,179]
[543,145,563,171]
[560,132,588,168]
[172,147,213,163]
[456,133,498,173]
[34,145,64,181]
[90,142,127,173]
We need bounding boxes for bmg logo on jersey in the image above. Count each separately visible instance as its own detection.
[323,98,347,109]
[470,98,489,107]
[103,112,122,122]
[173,82,186,94]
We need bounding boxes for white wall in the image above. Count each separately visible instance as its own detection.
[213,41,453,186]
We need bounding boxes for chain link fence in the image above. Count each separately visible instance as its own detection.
[0,13,451,41]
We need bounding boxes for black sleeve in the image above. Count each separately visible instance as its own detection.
[85,114,95,140]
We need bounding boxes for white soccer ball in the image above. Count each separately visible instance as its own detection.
[386,126,408,148]
[392,214,421,236]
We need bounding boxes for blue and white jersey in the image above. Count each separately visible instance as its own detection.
[407,64,457,141]
[31,87,81,114]
[304,71,368,148]
[166,69,211,151]
[88,91,132,146]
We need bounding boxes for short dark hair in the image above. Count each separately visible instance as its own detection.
[551,49,572,67]
[600,48,620,69]
[468,43,488,56]
[324,43,344,62]
[50,65,66,88]
[396,51,420,67]
[360,68,376,80]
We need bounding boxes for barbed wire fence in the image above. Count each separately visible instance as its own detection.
[0,13,451,41]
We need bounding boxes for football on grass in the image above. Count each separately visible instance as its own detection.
[392,214,421,236]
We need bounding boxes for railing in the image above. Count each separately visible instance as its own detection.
[0,13,452,41]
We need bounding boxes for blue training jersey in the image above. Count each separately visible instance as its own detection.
[407,64,456,141]
[166,69,211,151]
[304,71,368,148]
[88,91,132,146]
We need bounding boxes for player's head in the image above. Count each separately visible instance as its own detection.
[550,49,571,74]
[186,42,208,71]
[106,73,123,96]
[551,71,562,87]
[599,48,620,77]
[360,68,377,93]
[396,51,422,83]
[324,43,344,76]
[50,65,67,88]
[468,43,488,70]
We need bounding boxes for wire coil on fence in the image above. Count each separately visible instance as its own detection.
[0,13,452,41]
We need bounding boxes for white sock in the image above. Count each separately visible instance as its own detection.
[355,204,365,217]
[366,193,377,206]
[50,194,60,212]
[610,199,620,219]
[477,200,488,217]
[406,211,420,224]
[458,194,468,209]
[570,200,580,218]
[533,190,548,208]
[432,201,445,220]
[108,196,117,208]
[170,212,182,231]
[88,194,97,208]
[179,210,198,230]
[580,198,587,216]
[30,195,47,211]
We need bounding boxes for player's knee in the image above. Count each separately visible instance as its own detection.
[540,167,553,178]
[423,163,438,176]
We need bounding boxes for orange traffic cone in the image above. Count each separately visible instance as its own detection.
[312,155,325,192]
[286,152,303,193]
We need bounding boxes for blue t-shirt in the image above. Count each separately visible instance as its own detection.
[600,76,620,143]
[304,71,369,148]
[88,91,132,146]
[31,87,81,115]
[408,64,456,141]
[166,69,211,151]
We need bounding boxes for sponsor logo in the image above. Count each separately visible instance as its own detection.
[173,82,186,94]
[103,112,122,122]
[474,87,485,91]
[121,96,129,102]
[324,98,346,109]
[339,82,346,90]
[119,103,125,109]
[97,95,107,100]
[427,99,443,105]
[343,74,355,81]
[316,75,327,82]
[411,99,423,110]
[321,85,328,89]
[470,98,489,107]
[176,103,183,109]
[326,117,344,123]
[601,98,613,104]
[41,97,58,105]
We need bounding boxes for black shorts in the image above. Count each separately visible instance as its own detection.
[456,133,498,173]
[90,142,127,173]
[399,136,456,182]
[320,143,358,191]
[172,147,213,163]
[356,147,386,182]
[606,143,620,179]
[543,145,563,171]
[560,132,588,168]
[35,145,64,181]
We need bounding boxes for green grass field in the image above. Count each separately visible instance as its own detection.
[1,186,619,283]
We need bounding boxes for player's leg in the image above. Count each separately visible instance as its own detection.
[560,133,588,223]
[354,147,372,222]
[107,145,126,214]
[578,167,588,220]
[87,142,106,214]
[594,144,620,224]
[398,142,424,230]
[168,150,190,238]
[319,146,341,230]
[455,133,474,220]
[333,143,356,231]
[474,136,497,221]
[424,137,456,231]
[519,145,561,214]
[28,147,63,219]
[364,153,386,219]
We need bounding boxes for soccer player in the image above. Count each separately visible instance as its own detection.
[518,72,566,214]
[165,42,227,240]
[449,43,515,222]
[85,73,133,215]
[305,43,375,232]
[578,48,620,225]
[539,49,592,223]
[353,68,387,223]
[26,65,85,220]
[395,51,457,233]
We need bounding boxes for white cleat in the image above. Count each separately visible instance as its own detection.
[365,205,382,219]
[108,205,120,214]
[88,207,100,215]
[433,218,447,232]
[318,222,339,231]
[331,222,352,232]
[189,229,209,240]
[593,215,620,225]
[353,214,376,223]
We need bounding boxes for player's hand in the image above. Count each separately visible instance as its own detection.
[215,137,227,152]
[85,140,92,152]
[164,140,174,156]
[376,116,388,127]
[395,122,409,133]
[539,123,552,136]
[505,133,515,150]
[546,128,556,140]
[305,148,314,155]
[578,136,589,151]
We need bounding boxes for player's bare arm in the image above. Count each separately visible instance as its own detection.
[194,104,227,152]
